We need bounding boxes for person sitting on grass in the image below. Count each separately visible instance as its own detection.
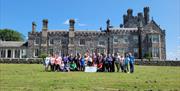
[97,62,103,72]
[63,55,70,72]
[70,61,77,71]
[124,54,130,73]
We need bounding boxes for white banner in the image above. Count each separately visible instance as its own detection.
[85,66,97,72]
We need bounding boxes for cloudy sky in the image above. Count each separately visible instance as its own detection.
[0,0,179,60]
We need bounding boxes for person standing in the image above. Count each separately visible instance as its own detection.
[44,54,51,71]
[114,53,120,72]
[50,54,55,71]
[129,52,135,73]
[119,55,125,72]
[54,54,62,71]
[106,54,113,72]
[124,54,130,73]
[80,56,85,71]
[103,54,108,72]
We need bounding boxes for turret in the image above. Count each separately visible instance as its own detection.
[144,7,150,24]
[127,9,133,17]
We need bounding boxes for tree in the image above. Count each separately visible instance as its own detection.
[0,29,25,41]
[144,52,152,61]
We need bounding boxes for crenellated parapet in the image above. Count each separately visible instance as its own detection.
[123,7,150,28]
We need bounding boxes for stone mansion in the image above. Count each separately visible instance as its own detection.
[0,7,166,60]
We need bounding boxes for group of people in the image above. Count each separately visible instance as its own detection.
[43,52,135,73]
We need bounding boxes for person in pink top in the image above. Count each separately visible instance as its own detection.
[55,54,62,71]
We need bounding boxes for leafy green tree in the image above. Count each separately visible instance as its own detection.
[0,29,25,41]
[144,52,152,61]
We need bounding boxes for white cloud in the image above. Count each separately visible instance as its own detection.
[63,18,89,27]
[78,23,88,27]
[63,19,69,25]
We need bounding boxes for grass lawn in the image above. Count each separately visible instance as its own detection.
[0,64,180,91]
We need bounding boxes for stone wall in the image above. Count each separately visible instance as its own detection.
[0,58,43,64]
[135,59,180,66]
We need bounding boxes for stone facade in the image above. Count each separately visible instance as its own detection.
[27,7,166,60]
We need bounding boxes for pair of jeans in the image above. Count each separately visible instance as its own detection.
[129,63,134,73]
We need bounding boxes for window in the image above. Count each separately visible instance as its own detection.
[35,38,40,45]
[119,35,128,44]
[1,50,5,58]
[7,50,11,58]
[21,49,26,58]
[133,35,138,43]
[124,36,129,44]
[152,34,159,43]
[61,39,66,44]
[113,36,118,44]
[119,48,126,54]
[80,39,85,45]
[149,34,159,43]
[15,50,20,58]
[152,48,159,57]
[99,41,105,46]
[49,49,53,55]
[49,39,54,45]
[34,49,39,57]
[133,48,139,58]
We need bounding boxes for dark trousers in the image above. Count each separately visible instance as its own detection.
[55,64,60,71]
[120,63,124,72]
[115,63,120,72]
[104,63,109,72]
[129,63,134,73]
[50,63,55,71]
[124,64,129,73]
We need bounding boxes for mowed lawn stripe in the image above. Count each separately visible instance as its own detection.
[0,64,180,91]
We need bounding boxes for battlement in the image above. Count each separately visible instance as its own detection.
[123,7,150,28]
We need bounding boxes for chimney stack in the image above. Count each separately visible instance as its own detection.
[32,22,36,33]
[69,19,75,31]
[42,19,48,31]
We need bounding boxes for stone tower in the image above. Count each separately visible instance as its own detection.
[41,19,48,54]
[68,19,75,54]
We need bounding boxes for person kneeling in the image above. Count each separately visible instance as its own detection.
[70,61,77,71]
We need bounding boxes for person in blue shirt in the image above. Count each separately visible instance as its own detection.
[106,54,113,72]
[129,52,135,73]
[80,56,85,71]
[124,54,130,73]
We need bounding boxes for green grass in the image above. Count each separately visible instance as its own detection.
[0,64,180,91]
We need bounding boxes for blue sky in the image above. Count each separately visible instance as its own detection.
[0,0,180,60]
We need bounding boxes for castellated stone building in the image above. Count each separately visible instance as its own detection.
[0,7,166,60]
